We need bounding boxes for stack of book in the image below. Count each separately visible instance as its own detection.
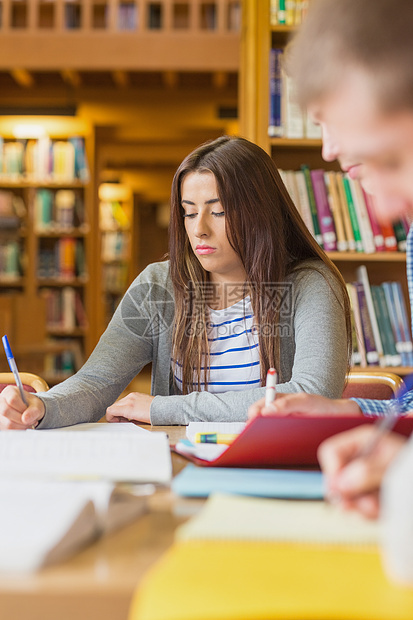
[0,136,89,182]
[270,0,309,26]
[280,167,407,253]
[34,189,85,230]
[348,266,413,368]
[269,48,321,139]
[41,286,88,332]
[37,238,87,280]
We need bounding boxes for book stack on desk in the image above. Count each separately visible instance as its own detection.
[0,423,172,573]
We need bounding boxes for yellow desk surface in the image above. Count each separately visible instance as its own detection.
[0,425,193,620]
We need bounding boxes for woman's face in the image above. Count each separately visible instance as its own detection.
[181,171,246,285]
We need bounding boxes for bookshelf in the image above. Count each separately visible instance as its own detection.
[240,0,413,375]
[0,117,96,385]
[98,182,134,330]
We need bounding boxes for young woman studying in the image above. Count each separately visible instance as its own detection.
[0,136,351,430]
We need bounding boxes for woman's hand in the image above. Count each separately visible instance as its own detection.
[248,392,362,419]
[106,392,154,425]
[0,386,45,430]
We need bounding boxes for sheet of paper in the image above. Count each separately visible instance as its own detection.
[0,479,149,572]
[172,465,324,499]
[43,422,151,434]
[175,439,228,462]
[0,430,172,484]
[186,422,246,443]
[176,493,381,546]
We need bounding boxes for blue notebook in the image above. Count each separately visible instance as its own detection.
[172,465,324,499]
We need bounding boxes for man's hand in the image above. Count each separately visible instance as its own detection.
[318,426,407,519]
[106,392,154,425]
[248,392,362,419]
[0,386,45,430]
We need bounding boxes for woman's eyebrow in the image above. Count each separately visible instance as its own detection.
[181,198,220,205]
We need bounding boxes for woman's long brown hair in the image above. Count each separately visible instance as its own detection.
[169,136,351,394]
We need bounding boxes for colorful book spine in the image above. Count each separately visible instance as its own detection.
[393,220,407,252]
[324,172,347,252]
[361,189,385,252]
[356,265,385,366]
[392,281,413,365]
[348,178,375,253]
[371,285,400,366]
[300,165,322,246]
[335,173,356,251]
[310,169,337,251]
[354,281,379,366]
[294,170,315,237]
[278,0,286,24]
[268,49,283,138]
[381,282,409,366]
[346,282,366,366]
[342,176,363,252]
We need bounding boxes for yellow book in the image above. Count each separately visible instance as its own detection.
[325,170,347,252]
[130,495,413,620]
[130,542,413,620]
[336,171,356,251]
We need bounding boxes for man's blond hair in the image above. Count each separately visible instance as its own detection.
[288,0,413,112]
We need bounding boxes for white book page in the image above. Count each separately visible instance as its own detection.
[186,422,245,443]
[176,493,381,546]
[0,430,172,484]
[0,480,149,573]
[42,422,151,434]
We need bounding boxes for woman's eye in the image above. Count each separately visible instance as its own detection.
[212,211,225,217]
[183,213,196,219]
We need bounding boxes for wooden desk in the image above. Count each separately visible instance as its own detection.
[0,425,198,620]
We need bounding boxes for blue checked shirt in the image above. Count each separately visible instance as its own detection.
[352,225,413,417]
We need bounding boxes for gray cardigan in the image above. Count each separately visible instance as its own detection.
[37,260,348,428]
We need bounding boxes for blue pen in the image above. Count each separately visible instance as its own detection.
[2,335,28,406]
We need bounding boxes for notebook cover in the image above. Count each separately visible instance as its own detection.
[173,415,413,468]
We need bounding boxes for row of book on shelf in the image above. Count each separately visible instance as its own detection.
[0,136,89,182]
[42,338,84,379]
[269,48,322,139]
[270,0,309,26]
[38,238,86,280]
[350,266,413,368]
[101,231,130,262]
[34,188,86,230]
[0,240,22,279]
[280,167,408,253]
[41,287,88,332]
[103,263,130,295]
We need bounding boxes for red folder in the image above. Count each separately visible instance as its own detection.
[175,415,413,468]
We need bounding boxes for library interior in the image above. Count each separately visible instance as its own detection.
[1,1,413,620]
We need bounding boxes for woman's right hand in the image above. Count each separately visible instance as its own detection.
[0,386,45,430]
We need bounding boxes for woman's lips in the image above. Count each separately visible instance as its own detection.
[196,245,216,255]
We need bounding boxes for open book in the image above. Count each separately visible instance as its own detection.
[0,423,171,572]
[0,423,172,483]
[0,479,151,572]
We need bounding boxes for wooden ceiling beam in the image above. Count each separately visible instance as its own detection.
[61,69,82,88]
[112,70,129,88]
[10,69,34,88]
[163,71,178,89]
[212,71,228,89]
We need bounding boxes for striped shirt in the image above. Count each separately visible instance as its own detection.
[353,224,413,416]
[173,296,262,393]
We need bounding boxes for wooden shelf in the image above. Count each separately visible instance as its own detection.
[328,252,406,262]
[0,178,87,188]
[270,138,322,148]
[37,277,88,287]
[47,327,87,337]
[35,227,89,238]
